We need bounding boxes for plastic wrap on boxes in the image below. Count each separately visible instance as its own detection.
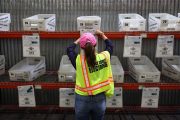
[58,55,75,82]
[123,36,142,57]
[128,56,160,83]
[118,14,146,31]
[23,14,56,31]
[106,87,123,108]
[0,13,11,31]
[77,16,101,35]
[111,56,124,83]
[18,85,36,107]
[0,55,5,75]
[162,56,180,81]
[9,57,46,81]
[141,87,160,108]
[149,13,180,31]
[59,88,75,107]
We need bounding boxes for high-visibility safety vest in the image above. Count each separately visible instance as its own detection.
[75,51,114,97]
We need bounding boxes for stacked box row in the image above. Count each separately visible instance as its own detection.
[1,13,180,31]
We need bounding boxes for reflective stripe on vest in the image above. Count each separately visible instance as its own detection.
[75,78,113,92]
[80,55,92,95]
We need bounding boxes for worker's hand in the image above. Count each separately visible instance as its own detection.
[74,38,80,44]
[95,30,108,40]
[95,30,104,36]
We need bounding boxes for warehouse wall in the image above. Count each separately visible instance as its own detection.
[0,0,180,70]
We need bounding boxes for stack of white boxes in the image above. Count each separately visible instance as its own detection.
[8,34,46,81]
[106,87,123,108]
[0,55,5,75]
[23,14,56,31]
[58,55,76,82]
[118,14,146,31]
[59,88,75,107]
[128,56,160,83]
[149,13,180,31]
[77,16,101,35]
[162,56,180,81]
[111,56,124,83]
[9,57,46,81]
[0,13,11,31]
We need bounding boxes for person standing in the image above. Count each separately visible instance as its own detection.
[67,30,114,120]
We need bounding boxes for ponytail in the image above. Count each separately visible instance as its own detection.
[84,42,96,68]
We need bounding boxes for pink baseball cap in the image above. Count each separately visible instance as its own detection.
[79,33,97,49]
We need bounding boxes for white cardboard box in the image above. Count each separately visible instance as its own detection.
[118,14,146,31]
[77,16,101,35]
[58,55,76,82]
[0,13,11,31]
[128,56,160,83]
[9,57,46,81]
[106,87,123,108]
[162,56,180,81]
[141,87,160,108]
[59,88,75,107]
[77,16,101,52]
[18,85,36,107]
[111,56,124,83]
[149,13,180,31]
[23,14,56,31]
[123,36,142,57]
[0,55,5,75]
[156,35,174,58]
[23,35,40,57]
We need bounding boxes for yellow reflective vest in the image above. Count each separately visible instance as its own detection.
[75,51,114,97]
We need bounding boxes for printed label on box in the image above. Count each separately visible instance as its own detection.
[156,35,174,57]
[106,87,123,108]
[79,21,100,35]
[18,85,36,107]
[23,35,40,57]
[59,88,75,107]
[123,36,142,57]
[141,87,160,108]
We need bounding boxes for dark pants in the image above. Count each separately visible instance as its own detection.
[75,92,106,120]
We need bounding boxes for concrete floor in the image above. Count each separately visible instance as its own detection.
[0,113,180,120]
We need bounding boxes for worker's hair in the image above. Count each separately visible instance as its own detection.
[84,42,96,68]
